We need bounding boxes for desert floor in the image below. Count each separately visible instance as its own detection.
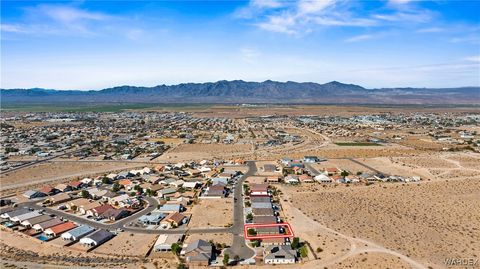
[187,198,233,228]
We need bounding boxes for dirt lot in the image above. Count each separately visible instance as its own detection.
[157,143,252,162]
[0,160,144,190]
[281,178,480,268]
[310,159,375,174]
[188,198,233,228]
[93,232,157,257]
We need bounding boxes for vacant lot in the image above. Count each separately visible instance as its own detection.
[158,143,252,162]
[93,232,157,257]
[0,160,143,190]
[285,179,480,267]
[188,198,233,228]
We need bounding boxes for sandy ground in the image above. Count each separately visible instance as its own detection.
[93,232,157,257]
[329,252,414,269]
[156,143,253,162]
[310,159,375,174]
[357,152,480,181]
[188,198,233,228]
[281,177,480,268]
[0,161,143,190]
[0,228,165,268]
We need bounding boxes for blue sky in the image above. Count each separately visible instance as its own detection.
[1,0,479,90]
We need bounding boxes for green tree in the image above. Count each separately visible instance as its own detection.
[246,212,253,222]
[171,243,181,255]
[223,254,230,266]
[102,177,110,184]
[112,182,120,192]
[247,228,256,236]
[291,237,300,249]
[81,190,90,199]
[299,245,308,258]
[341,170,349,178]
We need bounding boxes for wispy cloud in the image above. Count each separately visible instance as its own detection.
[465,55,480,62]
[240,48,261,63]
[239,0,378,35]
[1,4,123,37]
[345,34,374,43]
[416,27,444,33]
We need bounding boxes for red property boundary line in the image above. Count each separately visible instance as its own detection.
[244,222,295,240]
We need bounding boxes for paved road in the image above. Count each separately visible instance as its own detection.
[1,146,88,175]
[305,163,320,176]
[226,161,257,260]
[347,158,386,175]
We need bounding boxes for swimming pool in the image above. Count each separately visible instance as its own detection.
[37,234,50,241]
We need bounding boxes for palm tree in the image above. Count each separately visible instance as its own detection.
[341,170,349,179]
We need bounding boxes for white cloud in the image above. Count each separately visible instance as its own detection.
[242,0,378,35]
[389,0,413,5]
[298,0,336,15]
[240,48,261,63]
[345,34,374,43]
[416,27,444,33]
[465,55,480,62]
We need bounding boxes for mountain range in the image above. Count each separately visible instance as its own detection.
[1,80,479,105]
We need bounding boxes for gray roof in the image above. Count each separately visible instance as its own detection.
[34,218,63,229]
[64,225,95,239]
[2,208,30,218]
[21,215,52,225]
[251,202,272,209]
[85,229,114,243]
[185,239,212,254]
[185,239,212,262]
[264,245,296,260]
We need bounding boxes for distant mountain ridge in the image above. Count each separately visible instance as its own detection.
[2,80,479,104]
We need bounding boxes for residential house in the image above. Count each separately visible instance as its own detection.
[252,207,274,216]
[284,175,299,184]
[20,215,52,228]
[158,188,177,198]
[182,239,213,266]
[10,211,42,223]
[87,204,114,217]
[22,190,46,199]
[46,192,72,205]
[299,174,314,183]
[61,225,95,241]
[250,184,269,196]
[54,183,72,192]
[68,181,83,190]
[154,234,183,252]
[266,176,280,184]
[88,188,108,200]
[139,212,166,225]
[1,208,30,219]
[67,198,92,211]
[100,208,130,221]
[79,229,114,247]
[158,204,182,214]
[32,218,63,232]
[44,222,76,238]
[203,183,226,198]
[161,212,186,228]
[314,174,332,183]
[79,201,102,215]
[325,167,339,176]
[253,215,277,224]
[183,181,200,189]
[264,245,296,264]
